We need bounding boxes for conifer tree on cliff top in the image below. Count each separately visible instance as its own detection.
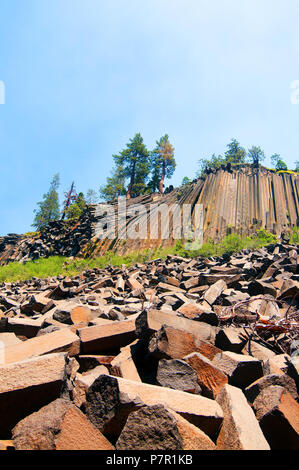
[149,135,176,194]
[224,139,246,164]
[113,133,150,199]
[99,164,126,202]
[32,174,60,230]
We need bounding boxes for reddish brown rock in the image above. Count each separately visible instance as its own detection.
[70,306,93,326]
[215,327,247,353]
[78,318,137,354]
[204,280,227,305]
[3,328,80,364]
[0,353,68,436]
[0,440,14,450]
[85,374,223,441]
[136,309,216,344]
[148,325,221,361]
[184,352,228,399]
[244,374,298,403]
[12,398,114,450]
[252,386,299,449]
[110,341,141,382]
[216,384,270,450]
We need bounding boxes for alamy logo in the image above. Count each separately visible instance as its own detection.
[94,198,204,250]
[0,341,4,364]
[0,81,5,105]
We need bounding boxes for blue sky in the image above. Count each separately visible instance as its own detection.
[1,0,299,235]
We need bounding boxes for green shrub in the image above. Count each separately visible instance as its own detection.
[290,226,299,245]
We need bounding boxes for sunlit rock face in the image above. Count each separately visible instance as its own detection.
[1,165,298,264]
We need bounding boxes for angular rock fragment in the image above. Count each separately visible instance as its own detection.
[85,375,223,441]
[156,359,201,394]
[244,374,298,403]
[184,352,228,399]
[7,317,43,338]
[242,340,276,364]
[12,398,114,450]
[216,384,270,450]
[204,280,227,305]
[215,327,247,353]
[212,351,264,389]
[116,405,216,450]
[3,328,80,364]
[0,440,14,450]
[136,309,216,344]
[0,332,21,347]
[0,353,68,436]
[78,318,137,354]
[252,386,299,450]
[110,341,141,382]
[148,325,221,361]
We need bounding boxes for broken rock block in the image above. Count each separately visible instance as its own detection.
[116,405,216,450]
[252,386,299,450]
[78,318,137,354]
[184,352,228,399]
[3,328,80,364]
[216,384,270,450]
[212,351,264,389]
[7,317,44,339]
[70,306,93,326]
[0,353,68,437]
[52,302,82,325]
[20,294,55,315]
[242,340,276,365]
[156,359,201,394]
[248,280,277,297]
[203,280,227,306]
[85,375,223,441]
[215,327,247,353]
[244,374,298,404]
[72,366,109,408]
[136,309,216,344]
[0,332,21,347]
[12,398,114,450]
[148,325,221,361]
[110,341,141,382]
[267,354,291,375]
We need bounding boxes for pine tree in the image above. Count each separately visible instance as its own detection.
[113,133,150,199]
[149,135,176,194]
[64,192,87,220]
[271,154,288,171]
[224,139,246,164]
[247,146,265,167]
[99,165,126,201]
[32,174,60,229]
[181,176,191,186]
[197,154,224,178]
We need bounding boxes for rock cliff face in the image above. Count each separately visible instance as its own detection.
[1,165,299,264]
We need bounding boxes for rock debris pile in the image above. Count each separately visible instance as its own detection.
[0,242,298,450]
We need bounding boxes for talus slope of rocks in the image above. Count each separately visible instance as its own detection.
[0,241,299,450]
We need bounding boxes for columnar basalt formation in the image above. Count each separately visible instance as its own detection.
[1,166,299,265]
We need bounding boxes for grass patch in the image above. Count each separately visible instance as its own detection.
[0,228,292,283]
